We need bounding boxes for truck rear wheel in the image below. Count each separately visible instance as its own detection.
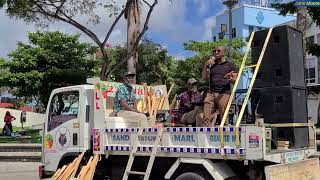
[175,171,208,180]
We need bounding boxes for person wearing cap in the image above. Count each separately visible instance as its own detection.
[110,72,148,127]
[201,46,238,127]
[178,78,203,126]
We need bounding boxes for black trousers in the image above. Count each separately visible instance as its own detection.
[2,124,12,135]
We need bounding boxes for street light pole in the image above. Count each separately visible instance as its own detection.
[223,0,238,60]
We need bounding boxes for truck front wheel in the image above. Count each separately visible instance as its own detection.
[175,172,209,180]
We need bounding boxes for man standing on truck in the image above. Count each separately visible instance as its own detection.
[110,72,148,127]
[201,46,238,127]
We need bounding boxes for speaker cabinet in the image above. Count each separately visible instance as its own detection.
[251,86,307,124]
[251,25,306,88]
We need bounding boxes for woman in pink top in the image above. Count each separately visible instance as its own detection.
[2,111,15,135]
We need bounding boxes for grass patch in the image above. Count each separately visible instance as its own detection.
[0,126,42,144]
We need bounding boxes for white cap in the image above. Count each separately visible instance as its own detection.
[187,78,198,84]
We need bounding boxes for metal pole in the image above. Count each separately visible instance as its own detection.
[223,0,238,60]
[228,6,232,60]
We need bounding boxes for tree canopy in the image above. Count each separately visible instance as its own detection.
[0,0,159,80]
[0,31,97,111]
[100,39,176,86]
[272,2,320,57]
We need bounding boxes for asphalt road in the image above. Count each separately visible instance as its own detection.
[0,162,40,180]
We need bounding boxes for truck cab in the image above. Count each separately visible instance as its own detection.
[40,85,93,176]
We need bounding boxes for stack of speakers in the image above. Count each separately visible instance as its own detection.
[251,25,309,149]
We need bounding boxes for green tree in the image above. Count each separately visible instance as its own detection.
[0,31,97,111]
[101,39,176,86]
[272,2,320,57]
[0,0,158,80]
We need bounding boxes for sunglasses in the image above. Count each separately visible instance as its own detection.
[125,76,135,79]
[213,50,221,53]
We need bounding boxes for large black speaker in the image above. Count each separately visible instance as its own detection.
[251,86,307,124]
[251,25,306,88]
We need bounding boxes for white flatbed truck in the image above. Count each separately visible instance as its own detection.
[39,79,319,180]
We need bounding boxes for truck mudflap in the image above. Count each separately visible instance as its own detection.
[265,158,320,180]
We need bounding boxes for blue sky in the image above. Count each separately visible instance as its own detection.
[0,0,226,59]
[148,0,225,58]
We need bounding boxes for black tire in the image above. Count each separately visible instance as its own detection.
[175,172,208,180]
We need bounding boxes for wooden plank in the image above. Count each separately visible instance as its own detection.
[265,158,320,180]
[169,94,177,110]
[52,165,67,180]
[77,156,93,180]
[71,152,85,178]
[57,159,76,180]
[88,155,100,180]
[52,168,62,179]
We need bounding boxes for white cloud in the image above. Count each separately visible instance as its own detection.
[0,1,222,58]
[203,16,216,40]
[193,0,212,16]
[0,1,128,57]
[0,9,34,57]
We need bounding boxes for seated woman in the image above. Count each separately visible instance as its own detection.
[110,72,148,127]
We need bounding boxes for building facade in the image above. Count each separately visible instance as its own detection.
[212,4,296,90]
[212,5,296,46]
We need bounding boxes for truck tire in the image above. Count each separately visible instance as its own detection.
[175,172,208,180]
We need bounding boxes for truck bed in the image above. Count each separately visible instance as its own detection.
[93,125,316,163]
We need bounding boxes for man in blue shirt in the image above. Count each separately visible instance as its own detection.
[110,72,148,127]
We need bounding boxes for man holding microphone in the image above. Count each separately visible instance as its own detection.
[201,46,238,127]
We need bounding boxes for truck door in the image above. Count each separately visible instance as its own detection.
[42,89,81,172]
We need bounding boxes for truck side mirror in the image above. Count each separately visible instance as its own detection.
[86,105,90,123]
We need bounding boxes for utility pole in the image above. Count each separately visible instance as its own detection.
[223,0,238,60]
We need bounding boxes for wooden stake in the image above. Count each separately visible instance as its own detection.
[76,154,100,180]
[52,165,66,179]
[158,95,165,111]
[70,152,85,178]
[156,83,176,111]
[169,94,177,110]
[167,83,175,97]
[77,156,93,180]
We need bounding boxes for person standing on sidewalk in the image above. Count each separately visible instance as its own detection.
[2,111,16,135]
[201,46,238,127]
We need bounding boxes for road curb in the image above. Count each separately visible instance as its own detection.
[0,143,42,152]
[0,155,41,162]
[0,152,41,162]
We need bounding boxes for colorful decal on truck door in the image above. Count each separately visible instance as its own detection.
[44,133,57,153]
[93,129,101,152]
[249,133,260,148]
[44,134,54,149]
[55,126,71,150]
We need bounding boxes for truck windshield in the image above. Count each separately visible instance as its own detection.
[48,91,79,131]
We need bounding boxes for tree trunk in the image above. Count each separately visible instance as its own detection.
[127,0,140,79]
[296,7,308,69]
[100,45,109,81]
[296,7,307,32]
